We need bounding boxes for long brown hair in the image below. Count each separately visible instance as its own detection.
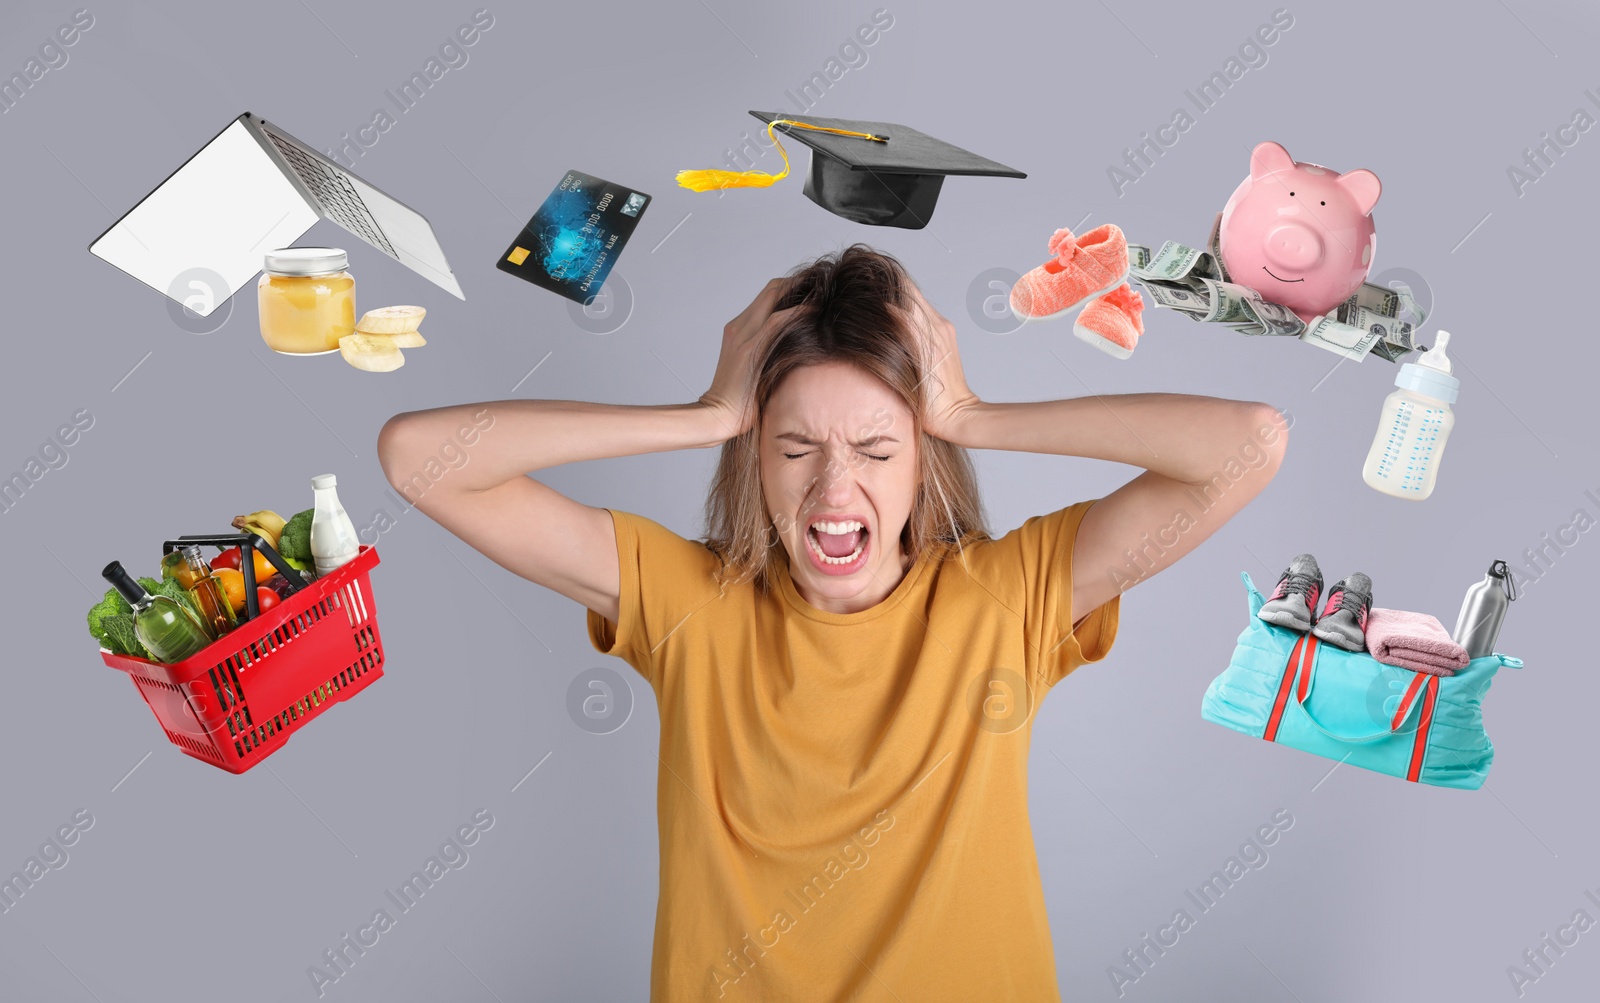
[702,244,990,595]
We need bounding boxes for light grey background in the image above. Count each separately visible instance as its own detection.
[2,0,1596,999]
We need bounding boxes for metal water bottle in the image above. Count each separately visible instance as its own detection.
[1451,560,1517,659]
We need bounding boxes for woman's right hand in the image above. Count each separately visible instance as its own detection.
[699,277,797,438]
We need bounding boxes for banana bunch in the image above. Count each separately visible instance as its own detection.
[232,509,287,550]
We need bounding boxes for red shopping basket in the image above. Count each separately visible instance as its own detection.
[100,533,385,774]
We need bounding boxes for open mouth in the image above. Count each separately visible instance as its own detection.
[1261,266,1304,283]
[806,519,868,566]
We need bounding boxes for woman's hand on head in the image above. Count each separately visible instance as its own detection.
[902,282,981,442]
[700,277,798,440]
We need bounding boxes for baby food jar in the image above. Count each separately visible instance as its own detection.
[258,248,356,354]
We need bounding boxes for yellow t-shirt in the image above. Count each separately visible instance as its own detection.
[587,499,1120,1002]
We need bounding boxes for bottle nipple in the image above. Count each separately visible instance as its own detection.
[1418,329,1453,375]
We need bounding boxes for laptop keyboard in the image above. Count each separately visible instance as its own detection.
[264,134,398,257]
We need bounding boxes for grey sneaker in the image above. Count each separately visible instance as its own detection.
[1258,553,1323,632]
[1311,573,1373,652]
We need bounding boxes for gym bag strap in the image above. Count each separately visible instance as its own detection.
[1260,629,1440,781]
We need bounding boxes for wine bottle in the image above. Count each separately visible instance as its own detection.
[102,560,212,664]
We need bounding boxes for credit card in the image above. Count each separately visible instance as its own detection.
[497,170,650,305]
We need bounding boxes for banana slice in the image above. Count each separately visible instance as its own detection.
[339,333,405,372]
[361,329,426,348]
[356,305,426,334]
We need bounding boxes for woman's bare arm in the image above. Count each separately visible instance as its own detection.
[377,400,730,623]
[902,282,1287,621]
[946,394,1287,617]
[375,279,794,623]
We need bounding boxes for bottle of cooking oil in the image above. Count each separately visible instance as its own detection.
[160,544,237,639]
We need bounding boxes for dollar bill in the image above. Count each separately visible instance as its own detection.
[1241,297,1306,338]
[1126,226,1425,361]
[1368,339,1414,363]
[1199,277,1260,325]
[1346,280,1429,330]
[1343,305,1414,353]
[1205,211,1230,283]
[1146,282,1209,313]
[1344,283,1397,319]
[1299,314,1382,361]
[1133,241,1220,284]
[1391,281,1427,329]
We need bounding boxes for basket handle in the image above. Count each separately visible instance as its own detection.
[163,533,307,623]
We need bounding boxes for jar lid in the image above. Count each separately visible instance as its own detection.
[264,247,349,276]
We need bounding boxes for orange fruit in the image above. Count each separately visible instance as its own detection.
[214,547,274,584]
[249,549,275,584]
[212,568,247,614]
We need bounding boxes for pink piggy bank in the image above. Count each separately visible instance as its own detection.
[1218,141,1381,321]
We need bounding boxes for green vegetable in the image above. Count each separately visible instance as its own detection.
[99,614,149,659]
[280,508,315,564]
[89,576,205,660]
[141,576,205,626]
[88,588,133,644]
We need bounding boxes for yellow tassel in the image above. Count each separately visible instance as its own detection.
[676,119,888,192]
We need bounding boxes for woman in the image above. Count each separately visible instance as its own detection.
[377,245,1287,1001]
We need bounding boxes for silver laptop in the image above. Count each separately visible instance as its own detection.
[89,111,464,316]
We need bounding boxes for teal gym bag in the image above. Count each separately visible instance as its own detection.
[1201,572,1522,790]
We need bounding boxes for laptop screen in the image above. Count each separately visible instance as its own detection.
[88,117,318,317]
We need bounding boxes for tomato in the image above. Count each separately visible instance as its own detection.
[256,587,280,612]
[214,547,273,582]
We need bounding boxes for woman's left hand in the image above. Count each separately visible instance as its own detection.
[903,282,982,442]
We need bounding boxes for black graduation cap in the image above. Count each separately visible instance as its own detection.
[742,110,1026,229]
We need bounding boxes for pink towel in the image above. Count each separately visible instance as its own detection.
[1364,607,1469,676]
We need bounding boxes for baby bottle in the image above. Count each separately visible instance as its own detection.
[1361,330,1459,500]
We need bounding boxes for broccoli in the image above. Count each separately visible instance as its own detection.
[88,588,133,644]
[99,614,149,659]
[279,508,315,566]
